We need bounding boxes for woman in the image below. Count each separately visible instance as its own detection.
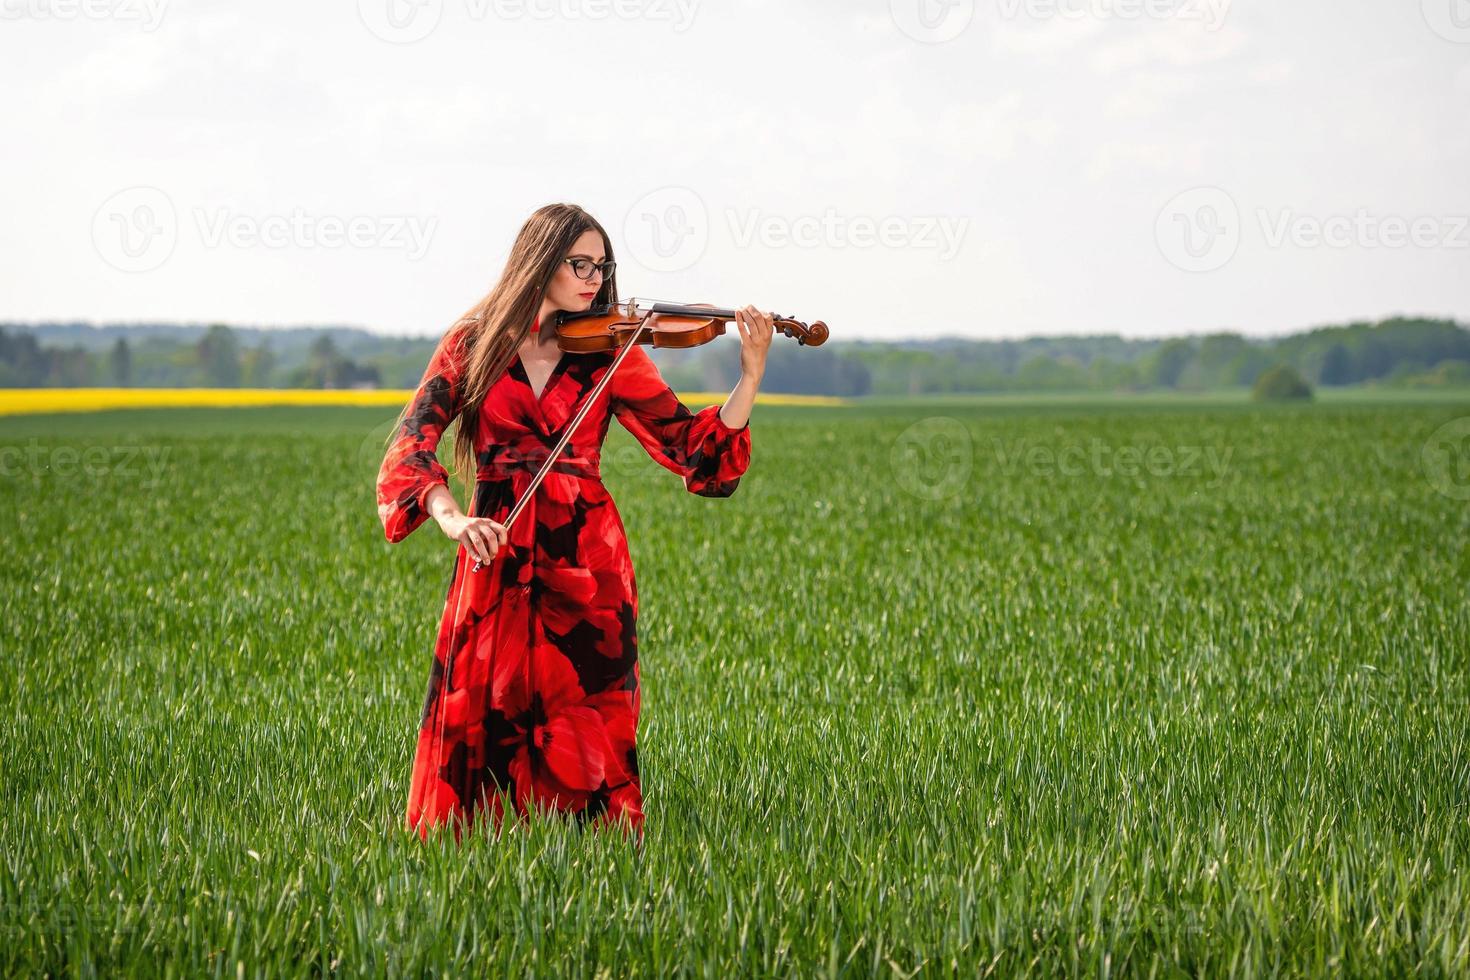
[375,203,773,845]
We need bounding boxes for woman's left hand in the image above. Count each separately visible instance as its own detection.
[735,305,774,380]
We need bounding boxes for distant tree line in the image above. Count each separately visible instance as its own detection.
[1,316,1465,394]
[0,323,378,389]
[841,317,1470,395]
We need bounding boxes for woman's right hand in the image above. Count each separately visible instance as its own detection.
[436,512,508,567]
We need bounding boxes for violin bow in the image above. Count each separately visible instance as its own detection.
[471,307,657,569]
[426,309,656,831]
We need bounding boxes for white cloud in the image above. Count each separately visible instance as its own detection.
[990,15,1105,56]
[1247,59,1294,85]
[33,31,172,109]
[2,0,1467,339]
[1089,22,1248,74]
[935,92,1060,161]
[1455,64,1470,96]
[1102,69,1201,120]
[1084,137,1208,183]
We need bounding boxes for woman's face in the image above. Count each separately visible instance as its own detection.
[544,229,609,315]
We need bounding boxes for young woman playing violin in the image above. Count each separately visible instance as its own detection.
[376,202,774,846]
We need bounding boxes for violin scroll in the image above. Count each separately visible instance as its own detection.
[784,318,828,346]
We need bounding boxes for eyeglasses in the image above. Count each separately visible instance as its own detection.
[563,257,616,282]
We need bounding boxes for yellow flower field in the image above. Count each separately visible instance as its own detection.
[0,387,850,416]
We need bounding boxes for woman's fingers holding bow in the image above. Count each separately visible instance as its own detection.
[456,516,508,567]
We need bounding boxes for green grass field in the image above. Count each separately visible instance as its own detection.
[2,394,1468,976]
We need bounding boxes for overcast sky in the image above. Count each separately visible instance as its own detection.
[3,0,1468,341]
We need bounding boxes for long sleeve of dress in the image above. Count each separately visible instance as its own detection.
[610,343,752,497]
[375,333,467,543]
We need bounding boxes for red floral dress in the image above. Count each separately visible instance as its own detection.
[376,325,751,843]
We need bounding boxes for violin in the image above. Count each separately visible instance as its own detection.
[553,297,828,351]
[470,296,829,572]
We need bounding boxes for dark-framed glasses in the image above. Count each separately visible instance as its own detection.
[564,257,616,282]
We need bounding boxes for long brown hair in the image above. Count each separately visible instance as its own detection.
[385,202,619,505]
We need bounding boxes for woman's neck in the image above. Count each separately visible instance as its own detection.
[536,300,562,331]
